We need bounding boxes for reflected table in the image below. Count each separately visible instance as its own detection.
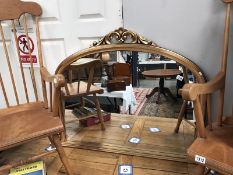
[142,69,181,104]
[94,84,137,114]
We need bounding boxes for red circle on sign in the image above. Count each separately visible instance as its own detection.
[17,35,34,54]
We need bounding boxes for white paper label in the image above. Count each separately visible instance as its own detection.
[118,165,133,175]
[195,155,206,164]
[128,137,141,144]
[121,124,131,129]
[176,75,184,81]
[149,127,160,133]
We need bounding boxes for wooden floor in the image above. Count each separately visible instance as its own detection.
[0,112,197,175]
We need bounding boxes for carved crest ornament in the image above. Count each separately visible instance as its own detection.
[93,27,157,46]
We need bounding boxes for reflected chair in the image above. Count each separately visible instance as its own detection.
[174,66,202,134]
[60,58,105,138]
[181,0,233,174]
[0,0,73,174]
[112,62,132,85]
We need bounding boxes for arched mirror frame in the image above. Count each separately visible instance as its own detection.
[56,28,206,85]
[55,27,208,124]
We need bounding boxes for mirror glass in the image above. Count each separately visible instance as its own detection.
[60,50,196,120]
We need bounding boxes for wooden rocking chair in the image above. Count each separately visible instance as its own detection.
[0,0,73,174]
[181,0,233,174]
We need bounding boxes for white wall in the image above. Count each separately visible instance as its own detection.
[123,0,233,116]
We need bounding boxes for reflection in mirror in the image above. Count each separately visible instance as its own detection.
[96,51,194,118]
[55,28,205,131]
[60,50,197,120]
[62,54,103,85]
[53,28,210,158]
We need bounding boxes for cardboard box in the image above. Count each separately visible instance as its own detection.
[79,112,111,127]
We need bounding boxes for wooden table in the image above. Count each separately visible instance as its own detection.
[142,69,181,103]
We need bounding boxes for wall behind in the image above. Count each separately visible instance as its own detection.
[123,0,233,116]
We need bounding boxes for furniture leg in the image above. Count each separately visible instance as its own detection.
[207,94,212,130]
[159,77,164,89]
[174,100,187,133]
[156,77,165,103]
[49,135,74,175]
[114,97,119,113]
[93,93,105,130]
[80,96,85,107]
[164,87,177,101]
[156,90,161,104]
[60,97,67,140]
[146,87,159,98]
[129,104,131,115]
[161,91,167,97]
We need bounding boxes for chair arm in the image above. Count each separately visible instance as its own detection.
[40,67,65,88]
[181,72,225,101]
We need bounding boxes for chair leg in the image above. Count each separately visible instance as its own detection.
[60,98,67,140]
[49,135,74,175]
[174,100,187,133]
[93,93,105,130]
[80,97,85,107]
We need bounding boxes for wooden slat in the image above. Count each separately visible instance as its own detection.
[182,66,189,83]
[35,16,48,107]
[207,94,212,130]
[0,22,19,105]
[12,20,29,103]
[221,3,231,73]
[126,118,145,145]
[193,97,206,138]
[49,135,74,175]
[217,3,231,125]
[23,14,38,101]
[87,67,94,92]
[217,89,225,126]
[0,73,9,107]
[50,82,53,112]
[65,83,70,95]
[35,17,44,67]
[93,93,105,130]
[77,74,80,93]
[174,100,187,133]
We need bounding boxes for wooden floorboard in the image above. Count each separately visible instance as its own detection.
[63,112,193,162]
[0,111,196,175]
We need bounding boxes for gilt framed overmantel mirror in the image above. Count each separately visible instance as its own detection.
[55,27,208,132]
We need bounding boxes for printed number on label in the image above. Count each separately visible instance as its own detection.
[195,155,206,164]
[176,75,184,81]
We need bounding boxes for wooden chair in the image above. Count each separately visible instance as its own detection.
[181,0,233,174]
[60,58,105,139]
[174,66,197,133]
[0,0,73,174]
[112,62,132,85]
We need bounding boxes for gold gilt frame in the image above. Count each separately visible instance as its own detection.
[56,27,205,84]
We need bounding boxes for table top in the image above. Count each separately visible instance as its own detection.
[142,69,181,78]
[93,83,137,113]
